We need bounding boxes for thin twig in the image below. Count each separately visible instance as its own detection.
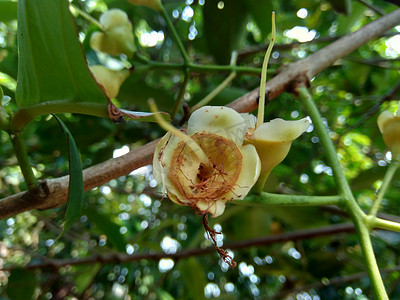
[2,223,355,271]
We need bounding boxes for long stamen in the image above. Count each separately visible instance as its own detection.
[256,12,276,128]
[148,99,210,164]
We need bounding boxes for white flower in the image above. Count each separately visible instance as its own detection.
[377,109,400,161]
[153,106,261,217]
[90,9,135,56]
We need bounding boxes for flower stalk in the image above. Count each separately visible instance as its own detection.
[369,161,400,217]
[297,85,388,300]
[10,132,38,190]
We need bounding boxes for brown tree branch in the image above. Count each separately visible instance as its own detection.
[2,222,355,270]
[0,9,399,220]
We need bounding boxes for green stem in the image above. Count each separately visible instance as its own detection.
[297,86,352,198]
[367,216,400,233]
[235,193,344,207]
[191,52,238,112]
[10,102,109,132]
[251,171,271,194]
[369,161,400,217]
[171,70,190,117]
[69,4,103,29]
[160,6,190,64]
[297,86,388,299]
[10,132,38,190]
[132,54,263,75]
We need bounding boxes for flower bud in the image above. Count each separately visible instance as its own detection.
[377,110,400,161]
[246,118,310,190]
[153,106,261,218]
[89,65,129,99]
[90,9,135,56]
[127,0,163,11]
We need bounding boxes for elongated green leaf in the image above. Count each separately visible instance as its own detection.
[84,208,127,252]
[54,115,84,236]
[0,0,17,23]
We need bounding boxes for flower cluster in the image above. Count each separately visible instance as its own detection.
[153,106,310,218]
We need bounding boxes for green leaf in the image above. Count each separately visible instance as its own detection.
[74,263,102,294]
[6,268,37,300]
[177,257,207,300]
[14,0,110,130]
[203,0,249,64]
[336,2,366,35]
[84,208,127,252]
[54,115,84,237]
[0,0,17,23]
[245,0,273,40]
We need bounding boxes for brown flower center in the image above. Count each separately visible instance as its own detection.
[168,132,242,203]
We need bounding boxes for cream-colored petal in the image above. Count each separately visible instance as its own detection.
[89,65,129,98]
[152,132,180,184]
[379,115,400,161]
[240,113,257,130]
[196,199,227,218]
[252,118,310,142]
[100,9,130,29]
[377,110,394,133]
[188,106,248,145]
[222,144,261,201]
